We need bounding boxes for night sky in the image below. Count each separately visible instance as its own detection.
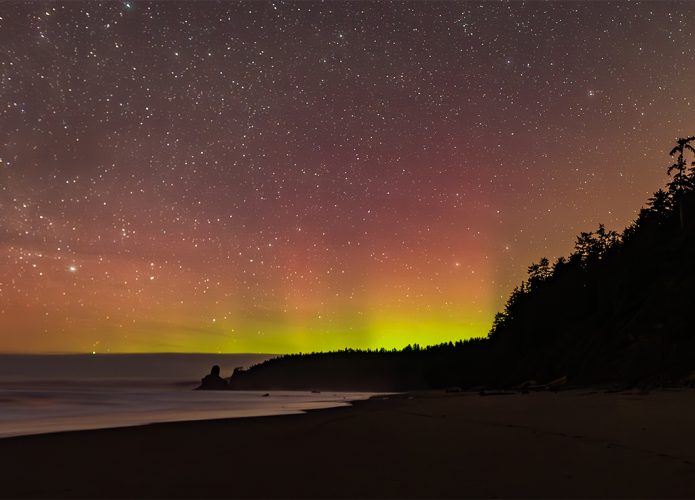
[2,1,694,353]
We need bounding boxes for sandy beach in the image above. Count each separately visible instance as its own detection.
[2,389,695,498]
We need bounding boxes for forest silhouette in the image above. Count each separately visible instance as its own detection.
[223,137,695,392]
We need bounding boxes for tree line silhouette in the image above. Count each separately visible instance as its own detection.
[227,137,695,391]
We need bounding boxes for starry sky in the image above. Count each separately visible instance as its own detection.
[1,1,694,354]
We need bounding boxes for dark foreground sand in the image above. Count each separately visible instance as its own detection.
[2,389,695,498]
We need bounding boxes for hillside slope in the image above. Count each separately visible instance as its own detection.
[227,137,695,391]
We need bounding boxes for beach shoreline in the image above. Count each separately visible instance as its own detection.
[0,387,381,440]
[2,388,695,498]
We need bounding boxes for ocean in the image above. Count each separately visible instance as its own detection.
[0,354,376,438]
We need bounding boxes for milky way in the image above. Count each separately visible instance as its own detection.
[1,1,694,353]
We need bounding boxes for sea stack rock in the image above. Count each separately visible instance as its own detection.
[196,365,230,390]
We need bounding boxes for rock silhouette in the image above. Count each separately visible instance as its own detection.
[196,365,230,390]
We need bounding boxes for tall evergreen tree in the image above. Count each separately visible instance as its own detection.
[668,136,695,230]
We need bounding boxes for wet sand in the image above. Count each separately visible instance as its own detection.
[2,389,695,498]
